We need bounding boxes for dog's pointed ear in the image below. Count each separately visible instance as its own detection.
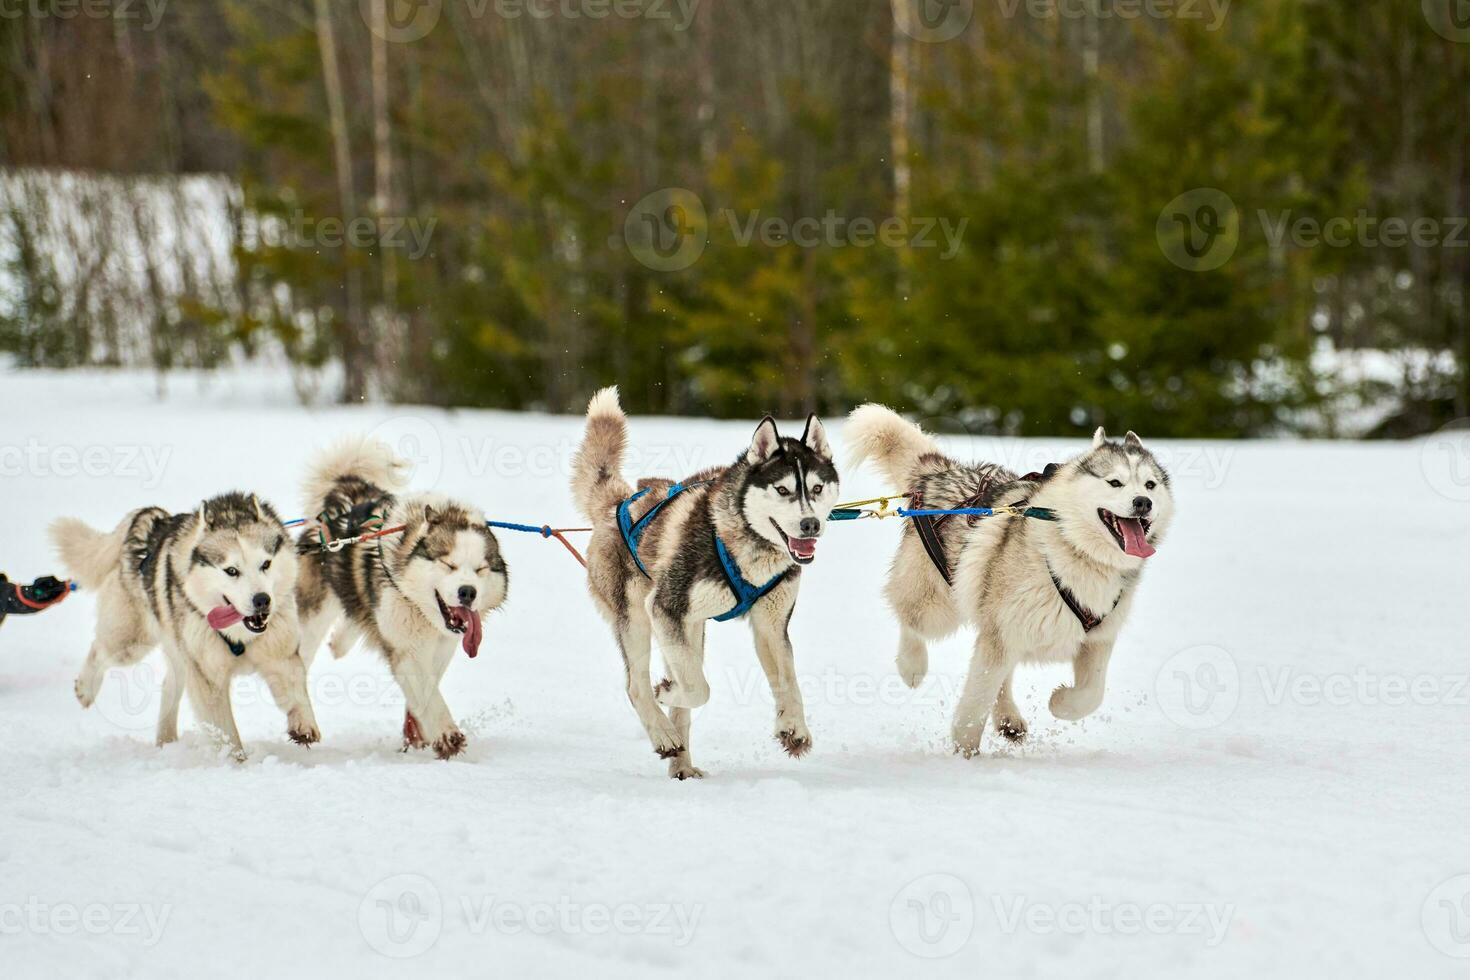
[424,505,438,526]
[800,414,832,459]
[1124,430,1144,449]
[250,494,264,520]
[747,416,780,464]
[1092,426,1108,449]
[196,502,210,528]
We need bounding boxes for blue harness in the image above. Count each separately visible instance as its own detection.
[617,483,789,622]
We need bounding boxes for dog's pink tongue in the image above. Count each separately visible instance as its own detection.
[207,605,244,630]
[458,606,483,658]
[1118,518,1156,559]
[789,537,817,560]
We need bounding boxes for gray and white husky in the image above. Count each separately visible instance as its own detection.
[846,405,1174,756]
[51,493,318,757]
[295,439,508,759]
[571,387,840,779]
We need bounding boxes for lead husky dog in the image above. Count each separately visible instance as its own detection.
[295,439,508,759]
[52,493,318,757]
[572,388,839,779]
[846,406,1174,756]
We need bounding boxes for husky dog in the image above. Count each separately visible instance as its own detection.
[295,439,508,759]
[846,405,1173,756]
[571,388,839,779]
[52,493,318,757]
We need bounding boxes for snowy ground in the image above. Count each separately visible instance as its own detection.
[2,368,1468,979]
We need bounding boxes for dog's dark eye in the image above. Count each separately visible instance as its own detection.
[260,560,271,571]
[776,486,791,497]
[1108,479,1124,489]
[1145,481,1156,490]
[224,567,240,578]
[810,484,824,495]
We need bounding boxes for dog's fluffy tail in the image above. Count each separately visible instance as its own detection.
[845,404,945,489]
[49,516,126,591]
[572,386,632,522]
[302,436,410,515]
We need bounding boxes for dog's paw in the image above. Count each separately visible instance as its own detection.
[1049,685,1102,722]
[952,721,985,759]
[289,724,321,747]
[433,729,467,760]
[776,727,813,759]
[669,762,707,780]
[402,711,428,751]
[896,645,928,689]
[74,675,98,708]
[995,716,1028,742]
[655,677,710,710]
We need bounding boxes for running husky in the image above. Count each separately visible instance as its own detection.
[52,493,318,757]
[571,388,839,779]
[295,439,508,759]
[846,406,1174,756]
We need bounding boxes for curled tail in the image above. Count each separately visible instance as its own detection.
[572,386,631,522]
[844,403,947,489]
[302,436,410,516]
[49,516,127,591]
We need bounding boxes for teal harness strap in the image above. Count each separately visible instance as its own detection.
[617,481,710,579]
[218,632,245,657]
[710,534,788,623]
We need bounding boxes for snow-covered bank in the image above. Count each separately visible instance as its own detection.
[1,368,1468,978]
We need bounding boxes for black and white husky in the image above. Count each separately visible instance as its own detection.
[52,493,318,757]
[295,439,508,759]
[846,405,1175,756]
[571,388,840,779]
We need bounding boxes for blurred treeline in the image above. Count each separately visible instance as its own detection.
[1,0,1467,437]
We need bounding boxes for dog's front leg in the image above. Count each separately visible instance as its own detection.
[387,643,464,759]
[952,621,1014,758]
[182,657,245,761]
[651,600,710,710]
[750,591,811,758]
[1049,638,1115,721]
[257,650,321,746]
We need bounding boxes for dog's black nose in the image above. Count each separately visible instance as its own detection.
[252,592,271,611]
[798,517,820,537]
[457,585,477,606]
[1132,496,1153,515]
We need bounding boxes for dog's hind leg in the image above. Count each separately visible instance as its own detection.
[257,652,321,746]
[155,661,184,746]
[1049,638,1115,721]
[992,667,1027,742]
[75,642,108,708]
[618,610,683,760]
[952,621,1015,758]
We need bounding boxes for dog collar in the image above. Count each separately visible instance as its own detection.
[1046,562,1122,634]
